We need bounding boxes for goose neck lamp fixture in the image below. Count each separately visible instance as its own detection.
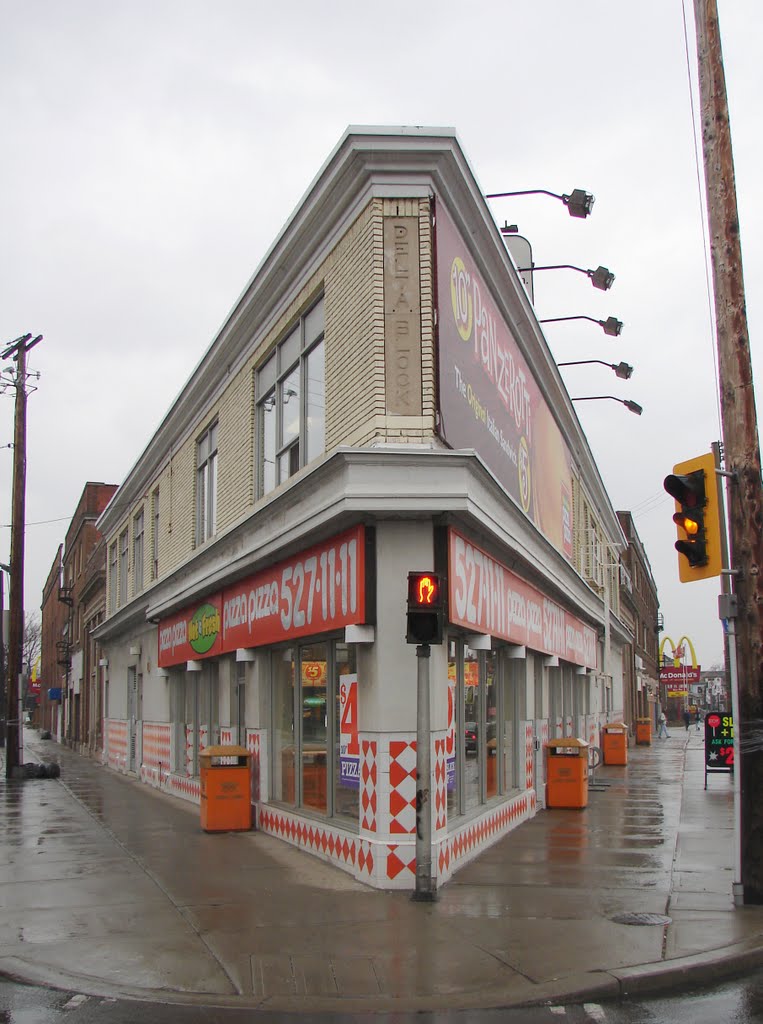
[540,314,623,337]
[558,359,634,380]
[518,264,616,291]
[571,395,643,415]
[486,188,595,219]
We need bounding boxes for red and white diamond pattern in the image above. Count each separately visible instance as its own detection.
[437,790,536,882]
[434,736,446,832]
[140,722,171,787]
[106,719,128,772]
[259,806,360,871]
[587,715,598,750]
[524,721,534,790]
[246,729,263,804]
[220,727,233,745]
[169,774,201,802]
[388,739,416,835]
[360,739,377,833]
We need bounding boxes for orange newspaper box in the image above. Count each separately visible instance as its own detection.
[602,722,628,765]
[635,717,652,746]
[199,745,252,833]
[545,738,589,809]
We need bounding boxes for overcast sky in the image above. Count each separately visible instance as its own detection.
[1,0,760,672]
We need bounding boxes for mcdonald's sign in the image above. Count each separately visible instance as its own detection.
[659,635,701,684]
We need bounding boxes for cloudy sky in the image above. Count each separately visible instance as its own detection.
[1,0,759,672]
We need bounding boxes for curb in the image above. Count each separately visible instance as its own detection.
[2,940,763,1013]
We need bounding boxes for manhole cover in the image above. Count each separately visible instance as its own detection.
[611,912,672,926]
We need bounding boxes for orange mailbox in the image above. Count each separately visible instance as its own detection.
[635,717,652,746]
[545,738,589,809]
[601,722,628,765]
[199,745,252,833]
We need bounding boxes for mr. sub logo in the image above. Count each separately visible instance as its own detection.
[188,603,220,655]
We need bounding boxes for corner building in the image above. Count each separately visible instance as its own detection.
[96,127,629,890]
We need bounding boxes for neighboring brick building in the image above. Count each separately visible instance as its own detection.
[617,511,660,731]
[95,128,631,891]
[40,544,66,738]
[40,483,117,747]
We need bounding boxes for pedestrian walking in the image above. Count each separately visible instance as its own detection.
[696,709,702,731]
[658,710,670,739]
[683,709,691,731]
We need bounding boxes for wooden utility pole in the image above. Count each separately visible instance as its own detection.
[694,0,763,902]
[2,332,41,778]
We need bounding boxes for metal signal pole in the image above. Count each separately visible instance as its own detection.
[2,333,42,778]
[693,0,763,902]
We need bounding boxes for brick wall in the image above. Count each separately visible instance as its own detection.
[104,195,437,602]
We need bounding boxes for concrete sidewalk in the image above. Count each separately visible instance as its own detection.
[1,727,762,1012]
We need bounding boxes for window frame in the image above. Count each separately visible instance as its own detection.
[118,529,128,607]
[255,296,325,499]
[108,542,118,614]
[269,634,358,824]
[152,488,160,580]
[133,509,144,595]
[196,421,218,546]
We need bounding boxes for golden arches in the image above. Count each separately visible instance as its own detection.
[659,634,698,669]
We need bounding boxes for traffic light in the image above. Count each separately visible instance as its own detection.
[406,571,444,645]
[663,451,722,583]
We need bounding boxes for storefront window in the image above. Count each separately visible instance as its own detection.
[463,643,480,812]
[272,648,297,804]
[503,658,521,793]
[485,650,498,800]
[301,642,328,812]
[270,636,356,822]
[449,638,524,818]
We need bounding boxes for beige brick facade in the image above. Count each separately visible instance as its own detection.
[105,196,437,611]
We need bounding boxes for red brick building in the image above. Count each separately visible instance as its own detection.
[39,483,117,746]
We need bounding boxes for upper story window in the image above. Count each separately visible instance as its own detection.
[108,542,117,615]
[196,422,218,545]
[256,297,325,498]
[152,488,160,580]
[118,528,128,607]
[133,509,144,594]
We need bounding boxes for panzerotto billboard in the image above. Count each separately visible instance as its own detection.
[436,202,574,560]
[448,529,598,670]
[158,526,366,669]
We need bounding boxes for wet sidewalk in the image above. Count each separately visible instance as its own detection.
[1,727,762,1012]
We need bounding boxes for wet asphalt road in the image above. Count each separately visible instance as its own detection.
[4,969,763,1023]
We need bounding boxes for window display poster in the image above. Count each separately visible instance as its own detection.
[447,662,456,791]
[339,674,359,789]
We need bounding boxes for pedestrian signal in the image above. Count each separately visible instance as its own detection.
[663,452,722,583]
[406,572,444,645]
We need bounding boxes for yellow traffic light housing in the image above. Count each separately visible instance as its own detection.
[663,451,723,583]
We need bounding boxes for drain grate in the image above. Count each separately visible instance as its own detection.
[611,912,672,926]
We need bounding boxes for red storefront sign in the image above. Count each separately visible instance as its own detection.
[660,666,701,685]
[158,526,366,668]
[448,528,598,669]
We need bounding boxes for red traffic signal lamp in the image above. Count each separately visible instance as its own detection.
[406,572,444,645]
[663,452,722,583]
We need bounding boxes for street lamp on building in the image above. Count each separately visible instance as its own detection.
[485,188,595,219]
[540,314,623,336]
[571,395,643,415]
[559,359,634,380]
[517,264,616,291]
